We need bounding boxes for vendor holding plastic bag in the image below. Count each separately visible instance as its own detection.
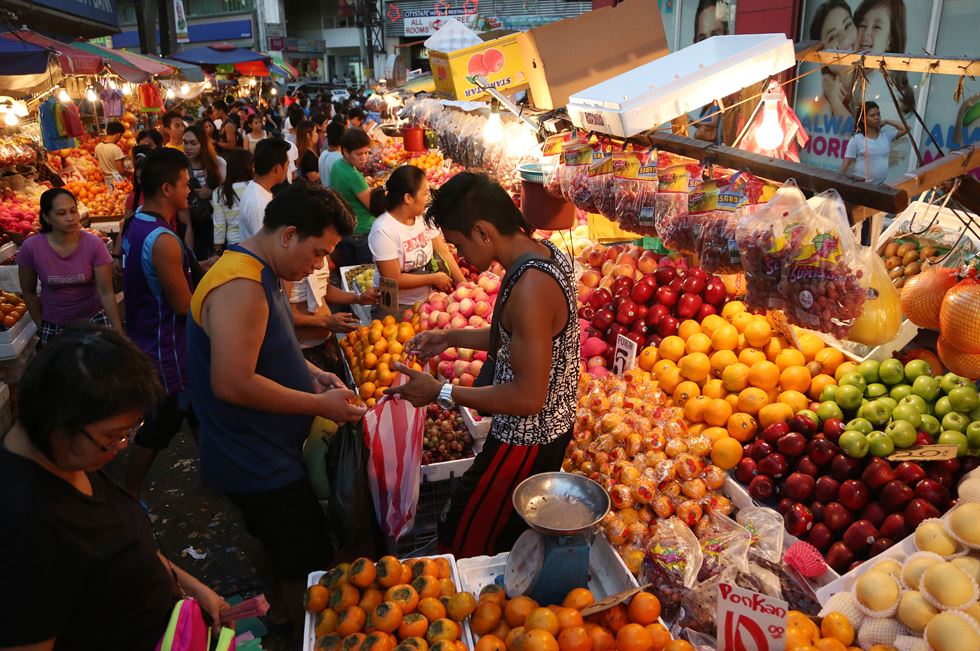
[385,173,579,558]
[369,165,465,307]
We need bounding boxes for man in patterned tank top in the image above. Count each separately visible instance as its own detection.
[386,173,579,558]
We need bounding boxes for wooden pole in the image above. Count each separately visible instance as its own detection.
[795,41,979,76]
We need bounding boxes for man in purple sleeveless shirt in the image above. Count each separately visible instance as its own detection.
[121,148,194,498]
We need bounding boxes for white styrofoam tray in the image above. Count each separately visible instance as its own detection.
[421,406,487,482]
[0,312,31,345]
[304,554,474,651]
[0,319,36,359]
[0,242,16,264]
[566,34,795,137]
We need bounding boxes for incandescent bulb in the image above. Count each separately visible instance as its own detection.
[86,87,97,102]
[180,83,190,96]
[3,112,17,127]
[109,79,117,90]
[482,110,503,145]
[166,88,176,99]
[122,83,132,96]
[755,95,784,151]
[13,100,28,117]
[57,89,70,103]
[270,88,277,95]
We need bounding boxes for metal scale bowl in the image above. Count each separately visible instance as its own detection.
[504,473,610,605]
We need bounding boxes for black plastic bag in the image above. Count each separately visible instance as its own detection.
[325,421,385,554]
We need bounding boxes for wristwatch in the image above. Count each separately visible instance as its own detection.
[436,383,455,410]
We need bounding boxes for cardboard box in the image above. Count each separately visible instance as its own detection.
[518,0,668,110]
[430,31,528,101]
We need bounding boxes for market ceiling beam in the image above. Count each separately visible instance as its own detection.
[794,40,979,76]
[641,131,908,215]
[850,145,980,222]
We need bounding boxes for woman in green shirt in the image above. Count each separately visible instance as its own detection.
[329,128,376,266]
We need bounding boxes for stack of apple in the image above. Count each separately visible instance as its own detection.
[433,347,487,388]
[735,413,975,574]
[418,273,500,333]
[0,188,41,237]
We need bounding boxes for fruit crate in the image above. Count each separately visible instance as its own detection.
[304,553,474,651]
[396,476,462,558]
[0,319,35,359]
[421,406,487,483]
[340,264,375,326]
[0,312,31,345]
[461,406,491,441]
[811,319,921,364]
[455,532,638,601]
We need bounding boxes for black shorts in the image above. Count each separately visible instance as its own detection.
[437,429,572,559]
[226,475,333,581]
[134,392,198,451]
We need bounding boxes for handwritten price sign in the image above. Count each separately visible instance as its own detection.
[887,444,959,462]
[611,334,638,375]
[378,277,399,314]
[717,582,788,651]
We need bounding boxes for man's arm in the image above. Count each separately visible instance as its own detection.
[151,234,191,316]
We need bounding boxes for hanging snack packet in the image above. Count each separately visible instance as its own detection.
[588,152,617,220]
[655,153,703,253]
[613,149,658,235]
[541,133,568,198]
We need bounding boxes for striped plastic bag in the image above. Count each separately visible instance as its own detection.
[362,380,425,541]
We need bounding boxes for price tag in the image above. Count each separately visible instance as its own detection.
[717,582,788,651]
[611,334,638,375]
[378,277,398,314]
[887,444,959,462]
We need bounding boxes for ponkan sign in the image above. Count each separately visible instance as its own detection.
[717,583,788,651]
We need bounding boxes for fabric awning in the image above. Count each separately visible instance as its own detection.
[159,58,206,83]
[109,48,177,78]
[265,53,299,78]
[0,35,50,76]
[70,41,159,83]
[170,44,270,66]
[0,30,104,76]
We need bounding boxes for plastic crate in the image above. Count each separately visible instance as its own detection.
[304,553,474,651]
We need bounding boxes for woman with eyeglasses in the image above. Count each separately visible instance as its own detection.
[0,325,228,649]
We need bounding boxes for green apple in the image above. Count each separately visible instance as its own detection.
[879,358,906,385]
[816,401,844,422]
[970,406,980,421]
[819,385,838,403]
[919,414,941,436]
[938,430,968,456]
[905,359,932,382]
[966,421,980,449]
[846,417,874,434]
[858,359,881,384]
[889,384,913,402]
[865,383,888,399]
[836,384,864,410]
[885,420,917,448]
[868,431,895,456]
[935,396,954,419]
[891,403,923,428]
[798,409,821,427]
[940,372,970,394]
[948,386,980,413]
[912,375,941,402]
[900,394,928,414]
[839,372,867,394]
[878,397,897,411]
[942,411,970,433]
[839,430,870,458]
[861,399,892,428]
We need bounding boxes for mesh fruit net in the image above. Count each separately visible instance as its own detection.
[939,277,980,353]
[899,267,958,330]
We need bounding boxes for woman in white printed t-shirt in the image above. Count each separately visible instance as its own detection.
[840,101,908,183]
[368,165,465,307]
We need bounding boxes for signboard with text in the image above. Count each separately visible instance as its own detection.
[717,583,787,651]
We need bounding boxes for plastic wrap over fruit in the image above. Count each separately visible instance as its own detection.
[735,506,786,564]
[613,149,658,235]
[848,248,902,346]
[641,516,703,623]
[900,266,958,330]
[697,173,778,274]
[694,509,753,580]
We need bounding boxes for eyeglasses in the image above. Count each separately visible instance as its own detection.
[80,419,144,453]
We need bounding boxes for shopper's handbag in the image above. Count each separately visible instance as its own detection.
[186,173,215,261]
[156,597,236,651]
[362,379,425,541]
[325,421,385,551]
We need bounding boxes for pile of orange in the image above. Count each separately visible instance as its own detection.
[470,586,688,651]
[785,610,859,651]
[342,315,424,407]
[0,291,27,329]
[307,556,473,651]
[641,302,844,471]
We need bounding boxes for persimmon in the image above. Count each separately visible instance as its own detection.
[562,588,595,610]
[439,578,457,597]
[412,558,440,579]
[360,588,384,613]
[376,556,403,588]
[645,623,671,650]
[480,584,507,605]
[600,604,629,633]
[362,632,394,651]
[315,634,343,651]
[525,608,560,636]
[400,564,414,584]
[316,608,340,636]
[322,564,352,589]
[398,613,429,639]
[433,557,452,580]
[586,626,615,651]
[385,584,420,616]
[350,558,378,588]
[418,597,447,622]
[338,606,367,636]
[331,584,361,613]
[306,584,330,613]
[557,626,592,651]
[446,592,477,621]
[523,629,559,651]
[371,601,403,634]
[428,642,455,651]
[412,575,442,600]
[506,626,527,651]
[399,638,428,651]
[472,601,504,635]
[555,607,584,630]
[426,618,460,644]
[505,596,539,628]
[475,635,508,651]
[616,624,653,651]
[491,621,512,641]
[341,634,366,651]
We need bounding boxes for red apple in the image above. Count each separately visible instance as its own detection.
[861,502,886,528]
[915,431,934,446]
[735,457,758,484]
[904,498,941,529]
[826,542,856,573]
[615,299,639,326]
[861,458,896,491]
[681,274,706,294]
[777,497,795,514]
[746,440,773,461]
[761,422,790,444]
[823,501,854,532]
[894,462,926,484]
[796,456,819,477]
[785,503,815,537]
[696,303,717,320]
[655,286,678,307]
[578,305,595,321]
[808,438,839,466]
[593,308,614,332]
[777,433,808,457]
[807,523,833,551]
[913,479,951,509]
[789,412,819,436]
[630,280,655,304]
[842,519,880,553]
[830,454,862,480]
[880,513,908,539]
[676,293,703,319]
[822,418,846,443]
[645,303,669,327]
[815,476,840,503]
[879,480,914,513]
[657,316,678,337]
[784,472,816,502]
[748,475,776,502]
[758,453,789,479]
[702,277,727,305]
[654,266,676,285]
[839,479,871,510]
[869,537,895,558]
[588,288,612,310]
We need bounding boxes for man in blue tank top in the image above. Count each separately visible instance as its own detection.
[187,184,366,635]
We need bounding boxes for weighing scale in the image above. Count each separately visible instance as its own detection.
[505,473,610,606]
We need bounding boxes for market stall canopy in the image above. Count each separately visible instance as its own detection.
[0,36,50,76]
[264,53,299,79]
[170,44,270,66]
[0,29,104,76]
[159,58,206,83]
[71,41,168,83]
[107,47,177,78]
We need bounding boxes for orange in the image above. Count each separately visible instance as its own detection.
[748,361,779,390]
[744,319,772,347]
[556,626,591,651]
[307,584,331,612]
[317,609,341,636]
[658,367,683,394]
[709,350,739,379]
[683,395,711,423]
[637,347,658,371]
[600,605,629,633]
[737,387,769,416]
[350,557,379,588]
[796,332,825,361]
[730,311,755,333]
[778,390,810,414]
[662,641,694,651]
[721,300,746,320]
[712,435,745,468]
[775,348,806,371]
[399,613,430,639]
[506,627,527,651]
[700,313,726,336]
[338,606,367,636]
[721,363,751,392]
[626,592,661,625]
[446,592,476,621]
[677,320,701,341]
[652,359,676,378]
[726,393,740,410]
[820,612,854,646]
[360,589,384,613]
[480,585,507,605]
[726,412,759,443]
[678,353,710,382]
[759,402,794,428]
[616,624,653,651]
[360,381,378,400]
[586,626,615,651]
[476,636,508,651]
[710,323,739,351]
[685,333,712,355]
[525,608,560,636]
[672,381,701,408]
[658,336,685,362]
[645,623,671,650]
[702,378,727,399]
[376,556,403,588]
[784,628,813,650]
[555,608,584,630]
[813,640,847,651]
[472,601,504,635]
[703,398,733,427]
[702,426,730,443]
[418,597,448,622]
[505,596,539,628]
[426,619,460,645]
[562,588,595,610]
[815,347,845,376]
[809,374,837,401]
[738,348,767,367]
[778,365,812,393]
[764,336,789,363]
[523,629,559,651]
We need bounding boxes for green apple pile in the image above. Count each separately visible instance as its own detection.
[818,358,979,458]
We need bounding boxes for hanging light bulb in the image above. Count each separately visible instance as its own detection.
[57,88,71,103]
[755,93,785,151]
[483,106,503,145]
[108,79,118,90]
[3,111,17,127]
[13,100,28,117]
[180,83,190,96]
[86,87,97,103]
[122,83,132,96]
[166,87,176,99]
[270,87,278,95]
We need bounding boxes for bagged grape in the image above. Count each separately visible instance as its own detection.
[559,141,598,213]
[541,133,567,198]
[612,149,657,235]
[641,516,702,624]
[588,152,617,220]
[655,153,703,253]
[697,173,778,274]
